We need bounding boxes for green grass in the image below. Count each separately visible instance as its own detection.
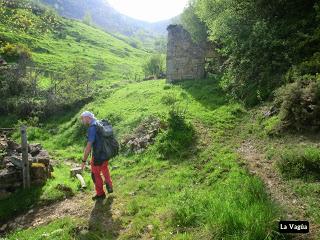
[6,79,284,239]
[6,217,78,240]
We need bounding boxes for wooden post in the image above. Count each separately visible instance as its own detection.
[20,125,30,189]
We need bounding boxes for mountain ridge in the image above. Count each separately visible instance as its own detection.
[38,0,172,38]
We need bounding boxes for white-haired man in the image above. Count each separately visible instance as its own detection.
[81,111,113,200]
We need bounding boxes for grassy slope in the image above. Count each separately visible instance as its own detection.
[0,12,148,83]
[0,3,147,224]
[4,79,284,239]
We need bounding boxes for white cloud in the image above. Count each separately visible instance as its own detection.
[108,0,189,22]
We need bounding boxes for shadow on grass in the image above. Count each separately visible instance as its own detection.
[174,78,228,111]
[76,196,121,240]
[0,185,43,225]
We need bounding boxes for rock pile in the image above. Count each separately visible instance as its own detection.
[0,134,53,199]
[121,117,165,154]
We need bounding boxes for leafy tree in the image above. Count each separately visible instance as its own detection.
[179,0,207,45]
[193,0,318,105]
[143,54,165,79]
[153,37,167,53]
[67,59,93,96]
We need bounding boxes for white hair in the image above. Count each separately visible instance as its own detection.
[81,111,95,119]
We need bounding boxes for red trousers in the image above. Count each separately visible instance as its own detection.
[90,158,113,196]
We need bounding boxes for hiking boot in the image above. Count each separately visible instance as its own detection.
[92,193,106,201]
[106,183,113,193]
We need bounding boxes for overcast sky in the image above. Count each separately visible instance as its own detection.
[108,0,189,22]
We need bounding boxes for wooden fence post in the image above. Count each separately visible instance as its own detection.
[20,125,30,189]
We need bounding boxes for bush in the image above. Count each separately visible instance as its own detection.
[277,147,320,181]
[0,43,32,62]
[275,74,320,130]
[143,54,165,79]
[262,116,282,136]
[156,106,195,160]
[161,93,179,106]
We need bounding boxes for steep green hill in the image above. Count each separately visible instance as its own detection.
[0,0,148,81]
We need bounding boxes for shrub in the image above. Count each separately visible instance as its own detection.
[0,43,32,62]
[143,54,165,79]
[156,105,195,160]
[161,93,179,106]
[277,147,320,181]
[163,84,171,90]
[274,74,320,130]
[262,116,282,136]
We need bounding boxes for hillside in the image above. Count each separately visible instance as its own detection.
[0,79,282,239]
[2,79,319,239]
[38,0,171,43]
[0,1,148,80]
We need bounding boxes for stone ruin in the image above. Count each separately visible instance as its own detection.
[166,24,206,83]
[0,133,53,200]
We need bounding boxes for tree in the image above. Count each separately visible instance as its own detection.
[143,54,165,79]
[153,37,167,53]
[194,0,319,105]
[68,59,93,96]
[179,0,207,45]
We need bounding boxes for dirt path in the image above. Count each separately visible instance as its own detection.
[0,191,123,238]
[238,139,319,240]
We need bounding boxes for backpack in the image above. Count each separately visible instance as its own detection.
[92,119,119,165]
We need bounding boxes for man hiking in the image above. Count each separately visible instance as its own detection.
[81,111,113,200]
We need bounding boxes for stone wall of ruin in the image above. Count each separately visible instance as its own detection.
[166,25,205,83]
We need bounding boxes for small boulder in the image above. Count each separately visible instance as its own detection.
[0,137,8,151]
[28,143,42,157]
[34,150,50,166]
[7,140,19,152]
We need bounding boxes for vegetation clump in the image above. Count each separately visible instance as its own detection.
[277,147,320,181]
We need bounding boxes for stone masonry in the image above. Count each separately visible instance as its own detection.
[166,24,205,83]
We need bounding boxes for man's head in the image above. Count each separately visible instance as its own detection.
[81,111,95,125]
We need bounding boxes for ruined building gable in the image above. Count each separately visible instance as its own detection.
[166,24,205,83]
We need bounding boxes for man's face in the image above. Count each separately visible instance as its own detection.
[81,116,90,125]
